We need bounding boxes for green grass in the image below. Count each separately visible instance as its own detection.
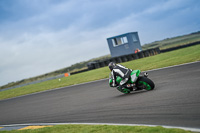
[0,125,194,133]
[0,44,200,100]
[142,32,200,50]
[2,32,199,90]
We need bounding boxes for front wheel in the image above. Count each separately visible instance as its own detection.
[136,77,155,91]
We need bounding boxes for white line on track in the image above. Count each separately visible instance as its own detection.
[144,61,200,72]
[1,61,200,131]
[1,123,200,132]
[1,61,199,101]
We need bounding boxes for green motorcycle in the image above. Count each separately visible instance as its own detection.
[109,70,155,94]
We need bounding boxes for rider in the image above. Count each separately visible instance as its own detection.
[108,62,132,91]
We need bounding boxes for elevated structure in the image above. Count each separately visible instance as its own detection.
[107,32,142,57]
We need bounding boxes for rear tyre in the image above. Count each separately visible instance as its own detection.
[136,77,155,91]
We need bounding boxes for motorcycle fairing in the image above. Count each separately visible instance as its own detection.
[109,70,141,86]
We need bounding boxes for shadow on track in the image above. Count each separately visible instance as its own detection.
[113,90,148,98]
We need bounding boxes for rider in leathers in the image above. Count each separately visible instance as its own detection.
[108,62,132,91]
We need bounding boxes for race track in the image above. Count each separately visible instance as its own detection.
[0,61,200,128]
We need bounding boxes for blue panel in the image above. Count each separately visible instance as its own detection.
[107,32,142,57]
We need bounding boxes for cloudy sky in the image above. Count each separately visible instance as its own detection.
[0,0,200,86]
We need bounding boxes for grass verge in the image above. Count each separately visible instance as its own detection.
[0,44,200,100]
[0,125,195,133]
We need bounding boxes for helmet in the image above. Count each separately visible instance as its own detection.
[108,62,116,71]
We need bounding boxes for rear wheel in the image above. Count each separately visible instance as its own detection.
[136,77,155,91]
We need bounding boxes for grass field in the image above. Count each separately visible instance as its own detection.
[0,124,194,133]
[142,32,200,50]
[1,32,199,90]
[0,44,200,100]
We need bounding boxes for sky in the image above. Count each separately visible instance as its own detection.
[0,0,200,86]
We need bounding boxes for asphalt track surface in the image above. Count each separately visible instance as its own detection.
[0,62,200,129]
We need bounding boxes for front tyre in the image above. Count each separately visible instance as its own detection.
[136,77,155,91]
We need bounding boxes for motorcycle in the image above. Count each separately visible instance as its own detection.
[109,70,155,94]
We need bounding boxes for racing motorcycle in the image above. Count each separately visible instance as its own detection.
[109,70,155,94]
